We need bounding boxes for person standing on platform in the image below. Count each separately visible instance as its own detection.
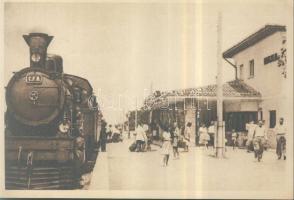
[184,122,192,152]
[98,120,107,152]
[208,121,216,149]
[199,123,210,150]
[150,121,158,140]
[161,125,172,166]
[246,120,256,153]
[275,117,286,160]
[231,129,238,150]
[107,124,113,142]
[171,122,180,159]
[144,124,152,151]
[135,122,146,152]
[253,120,268,162]
[142,123,149,151]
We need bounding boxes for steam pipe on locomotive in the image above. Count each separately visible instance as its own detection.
[5,33,102,189]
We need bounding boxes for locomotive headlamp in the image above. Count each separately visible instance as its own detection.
[23,33,53,68]
[31,53,41,62]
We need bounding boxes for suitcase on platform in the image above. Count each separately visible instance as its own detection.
[178,139,187,148]
[112,133,121,143]
[129,142,137,152]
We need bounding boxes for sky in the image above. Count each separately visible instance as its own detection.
[4,0,292,124]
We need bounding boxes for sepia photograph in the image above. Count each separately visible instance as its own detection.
[0,0,293,199]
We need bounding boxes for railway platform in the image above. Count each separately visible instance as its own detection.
[86,135,289,192]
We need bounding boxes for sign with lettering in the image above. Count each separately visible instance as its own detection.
[25,73,42,84]
[264,53,279,65]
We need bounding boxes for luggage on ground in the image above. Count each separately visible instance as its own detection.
[112,133,123,143]
[129,142,137,152]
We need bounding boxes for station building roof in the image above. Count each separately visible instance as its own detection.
[223,24,286,58]
[143,79,261,110]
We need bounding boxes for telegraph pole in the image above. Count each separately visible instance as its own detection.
[216,12,225,158]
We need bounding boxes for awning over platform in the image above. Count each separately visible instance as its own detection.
[143,79,261,110]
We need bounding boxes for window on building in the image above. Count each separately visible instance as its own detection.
[249,59,254,78]
[269,110,276,128]
[239,64,244,80]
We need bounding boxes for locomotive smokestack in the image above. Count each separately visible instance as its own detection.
[23,33,53,68]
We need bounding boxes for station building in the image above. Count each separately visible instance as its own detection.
[138,24,287,148]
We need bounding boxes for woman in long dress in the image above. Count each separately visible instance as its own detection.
[171,122,180,159]
[161,125,172,166]
[183,122,192,152]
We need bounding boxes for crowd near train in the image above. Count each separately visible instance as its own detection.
[4,32,287,190]
[5,33,103,189]
[127,109,287,164]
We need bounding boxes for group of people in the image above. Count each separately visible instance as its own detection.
[196,117,287,162]
[107,124,123,143]
[133,123,152,152]
[198,122,216,149]
[130,116,287,165]
[131,121,192,166]
[221,118,286,162]
[160,122,192,167]
[98,122,124,152]
[244,118,286,161]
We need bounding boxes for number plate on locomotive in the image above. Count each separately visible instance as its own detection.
[25,74,42,84]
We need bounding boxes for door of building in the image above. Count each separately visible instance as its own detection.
[225,111,258,132]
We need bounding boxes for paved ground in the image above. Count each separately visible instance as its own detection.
[88,134,288,191]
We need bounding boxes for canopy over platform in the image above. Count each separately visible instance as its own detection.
[143,80,261,110]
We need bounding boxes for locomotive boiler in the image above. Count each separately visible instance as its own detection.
[5,33,102,189]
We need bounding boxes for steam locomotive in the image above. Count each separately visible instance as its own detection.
[5,33,102,189]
